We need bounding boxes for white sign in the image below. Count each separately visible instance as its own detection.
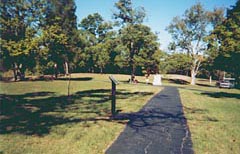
[153,74,162,86]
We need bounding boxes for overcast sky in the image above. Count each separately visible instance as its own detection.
[75,0,237,51]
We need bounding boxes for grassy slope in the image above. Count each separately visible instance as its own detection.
[0,73,161,154]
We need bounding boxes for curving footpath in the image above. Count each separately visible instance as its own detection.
[106,86,194,154]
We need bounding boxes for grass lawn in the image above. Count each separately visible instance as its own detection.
[0,73,161,154]
[176,80,240,154]
[1,73,240,154]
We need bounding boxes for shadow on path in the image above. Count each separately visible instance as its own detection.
[106,87,194,154]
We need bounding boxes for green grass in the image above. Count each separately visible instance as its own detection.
[176,80,240,154]
[1,74,240,154]
[0,73,161,154]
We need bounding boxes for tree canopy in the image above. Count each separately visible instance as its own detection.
[0,0,44,80]
[167,3,224,85]
[209,1,240,83]
[115,24,161,75]
[113,0,146,25]
[0,0,239,85]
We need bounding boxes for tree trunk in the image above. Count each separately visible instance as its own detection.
[190,57,202,85]
[67,73,71,97]
[129,41,135,83]
[129,64,136,83]
[13,65,17,81]
[18,63,25,80]
[209,75,212,85]
[64,61,69,76]
[190,70,196,85]
[54,63,58,79]
[234,72,240,87]
[13,63,17,81]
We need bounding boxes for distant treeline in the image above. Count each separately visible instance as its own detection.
[0,0,239,85]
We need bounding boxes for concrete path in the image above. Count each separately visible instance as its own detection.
[106,86,193,154]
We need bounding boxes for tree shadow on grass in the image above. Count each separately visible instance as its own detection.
[23,75,93,81]
[202,92,240,99]
[183,106,208,114]
[177,86,212,93]
[168,79,189,85]
[0,89,153,136]
[0,92,72,135]
[196,83,215,88]
[56,77,93,81]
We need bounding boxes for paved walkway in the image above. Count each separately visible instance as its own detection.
[106,86,193,154]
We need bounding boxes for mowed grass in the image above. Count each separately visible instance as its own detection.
[1,73,240,154]
[164,76,240,153]
[0,73,162,154]
[176,81,240,154]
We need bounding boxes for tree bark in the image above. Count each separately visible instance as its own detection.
[190,70,196,85]
[18,63,25,80]
[129,42,135,83]
[190,57,202,85]
[54,63,58,79]
[209,75,212,85]
[64,61,69,75]
[12,63,25,81]
[13,63,17,81]
[67,73,71,97]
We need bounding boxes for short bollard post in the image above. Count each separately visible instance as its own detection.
[109,76,119,116]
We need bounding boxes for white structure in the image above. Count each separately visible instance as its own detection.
[153,74,162,86]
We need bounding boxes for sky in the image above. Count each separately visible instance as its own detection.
[75,0,237,51]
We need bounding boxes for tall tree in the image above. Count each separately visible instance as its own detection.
[79,13,113,72]
[115,24,160,76]
[37,23,68,75]
[210,1,240,84]
[41,0,77,75]
[0,0,44,80]
[204,8,225,80]
[167,3,219,85]
[114,0,151,81]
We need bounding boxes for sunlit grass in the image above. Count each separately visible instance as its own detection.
[178,84,240,154]
[1,73,239,154]
[0,73,161,154]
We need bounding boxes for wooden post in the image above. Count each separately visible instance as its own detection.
[67,73,71,97]
[111,80,116,115]
[109,76,119,116]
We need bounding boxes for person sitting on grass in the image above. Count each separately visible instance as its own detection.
[129,75,138,84]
